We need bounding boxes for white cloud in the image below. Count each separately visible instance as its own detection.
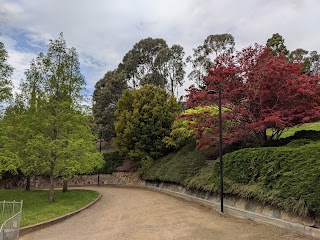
[1,0,320,95]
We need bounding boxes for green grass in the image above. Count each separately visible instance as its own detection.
[278,122,320,138]
[142,139,208,186]
[0,189,99,227]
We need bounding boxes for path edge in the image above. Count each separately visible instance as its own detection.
[19,191,102,236]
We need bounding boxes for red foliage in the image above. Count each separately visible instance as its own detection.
[186,44,320,150]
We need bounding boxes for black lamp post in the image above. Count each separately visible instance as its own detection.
[207,83,224,213]
[97,132,103,186]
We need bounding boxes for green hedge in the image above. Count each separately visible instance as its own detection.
[142,140,207,186]
[188,141,320,217]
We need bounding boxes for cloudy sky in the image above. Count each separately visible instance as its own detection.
[1,0,320,97]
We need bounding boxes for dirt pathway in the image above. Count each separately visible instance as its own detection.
[20,186,316,240]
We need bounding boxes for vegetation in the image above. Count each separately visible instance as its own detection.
[142,140,207,186]
[99,152,124,174]
[188,138,320,217]
[144,128,320,217]
[118,37,186,93]
[114,84,181,162]
[0,34,103,202]
[279,122,320,138]
[186,44,320,153]
[0,40,13,105]
[0,189,99,227]
[186,33,235,88]
[92,70,127,141]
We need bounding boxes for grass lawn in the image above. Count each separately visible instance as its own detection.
[0,189,99,227]
[280,122,320,138]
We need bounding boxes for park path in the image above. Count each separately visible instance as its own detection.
[20,186,316,240]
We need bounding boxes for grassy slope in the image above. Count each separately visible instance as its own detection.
[144,123,320,217]
[0,189,99,227]
[142,140,208,186]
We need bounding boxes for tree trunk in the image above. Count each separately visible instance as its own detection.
[48,163,55,203]
[25,175,31,191]
[62,180,68,192]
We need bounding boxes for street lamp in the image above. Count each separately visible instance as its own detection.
[97,132,103,186]
[207,82,224,213]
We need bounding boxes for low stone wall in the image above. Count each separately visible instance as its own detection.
[0,172,144,189]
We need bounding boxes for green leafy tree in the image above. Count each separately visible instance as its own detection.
[156,44,186,95]
[163,106,220,148]
[289,49,320,74]
[0,112,22,177]
[0,40,13,108]
[266,33,289,56]
[118,38,186,92]
[187,34,235,88]
[114,84,181,161]
[92,70,127,141]
[19,33,103,201]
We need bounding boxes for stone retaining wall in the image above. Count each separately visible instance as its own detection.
[0,172,144,189]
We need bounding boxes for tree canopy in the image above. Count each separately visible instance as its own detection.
[114,84,181,161]
[186,44,320,151]
[266,33,289,56]
[118,37,186,93]
[92,69,127,140]
[0,40,13,106]
[187,33,235,88]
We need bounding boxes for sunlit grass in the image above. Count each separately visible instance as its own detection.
[280,122,320,138]
[0,189,99,227]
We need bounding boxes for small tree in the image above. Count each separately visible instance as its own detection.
[20,33,103,202]
[114,84,181,161]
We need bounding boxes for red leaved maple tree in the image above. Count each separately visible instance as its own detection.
[186,44,320,151]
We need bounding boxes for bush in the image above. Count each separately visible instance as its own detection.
[187,141,320,217]
[142,140,208,186]
[98,152,124,174]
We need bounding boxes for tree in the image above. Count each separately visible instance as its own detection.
[187,34,235,87]
[0,40,13,107]
[0,110,22,177]
[186,44,320,151]
[156,44,186,95]
[163,105,222,149]
[266,33,289,56]
[93,69,127,141]
[20,33,103,201]
[114,84,181,161]
[118,38,186,92]
[289,49,320,75]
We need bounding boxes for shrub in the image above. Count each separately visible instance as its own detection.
[187,142,320,217]
[99,151,124,174]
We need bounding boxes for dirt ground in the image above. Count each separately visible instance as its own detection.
[20,186,317,240]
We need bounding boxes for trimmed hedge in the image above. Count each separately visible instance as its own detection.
[188,141,320,217]
[142,140,207,186]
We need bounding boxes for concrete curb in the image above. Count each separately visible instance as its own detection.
[19,192,102,237]
[142,185,320,239]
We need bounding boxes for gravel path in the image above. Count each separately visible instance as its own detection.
[20,186,316,240]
